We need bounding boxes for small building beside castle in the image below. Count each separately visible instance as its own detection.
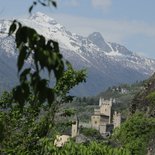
[54,135,70,147]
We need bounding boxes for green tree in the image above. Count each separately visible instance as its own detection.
[0,67,86,154]
[112,113,155,155]
[0,1,87,154]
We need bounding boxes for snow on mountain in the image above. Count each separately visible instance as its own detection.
[0,12,155,96]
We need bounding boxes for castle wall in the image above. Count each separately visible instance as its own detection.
[94,108,100,115]
[99,98,113,105]
[100,115,110,125]
[91,115,100,130]
[99,124,114,134]
[100,100,112,123]
[100,104,111,116]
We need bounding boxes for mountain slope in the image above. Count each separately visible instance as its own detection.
[0,34,18,93]
[0,12,155,96]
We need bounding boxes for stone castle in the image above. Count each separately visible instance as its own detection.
[55,97,122,146]
[72,97,122,137]
[91,98,121,136]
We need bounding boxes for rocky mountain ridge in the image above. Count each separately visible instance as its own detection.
[0,12,155,96]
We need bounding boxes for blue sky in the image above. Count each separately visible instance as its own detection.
[0,0,155,58]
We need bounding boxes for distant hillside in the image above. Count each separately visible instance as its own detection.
[61,73,155,123]
[98,82,144,114]
[63,81,145,121]
[130,73,155,117]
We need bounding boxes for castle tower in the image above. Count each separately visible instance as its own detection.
[99,97,104,106]
[91,98,121,135]
[100,99,113,123]
[71,116,79,138]
[113,111,121,128]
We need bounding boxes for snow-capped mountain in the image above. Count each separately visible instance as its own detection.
[0,12,155,96]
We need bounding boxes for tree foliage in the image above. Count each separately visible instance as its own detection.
[9,20,65,108]
[29,0,57,13]
[130,73,155,116]
[0,1,87,154]
[112,113,155,155]
[39,140,131,155]
[0,68,86,154]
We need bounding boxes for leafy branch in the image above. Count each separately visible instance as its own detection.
[29,0,57,13]
[9,20,65,108]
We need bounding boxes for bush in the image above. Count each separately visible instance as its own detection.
[112,113,155,155]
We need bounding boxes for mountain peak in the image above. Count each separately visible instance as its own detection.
[32,12,47,17]
[30,12,57,25]
[88,32,111,52]
[88,32,104,41]
[1,13,155,96]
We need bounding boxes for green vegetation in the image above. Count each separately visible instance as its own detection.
[112,113,155,155]
[130,73,155,116]
[0,66,86,154]
[62,100,96,122]
[0,1,86,154]
[41,141,131,155]
[80,127,101,140]
[98,82,144,112]
[0,1,155,155]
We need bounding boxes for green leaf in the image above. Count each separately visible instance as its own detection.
[29,5,34,13]
[63,109,76,117]
[9,21,17,35]
[47,88,54,105]
[12,86,24,106]
[52,40,59,53]
[20,68,31,82]
[33,1,37,5]
[52,1,57,7]
[40,2,47,6]
[17,46,27,72]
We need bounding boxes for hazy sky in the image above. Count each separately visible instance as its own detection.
[0,0,155,58]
